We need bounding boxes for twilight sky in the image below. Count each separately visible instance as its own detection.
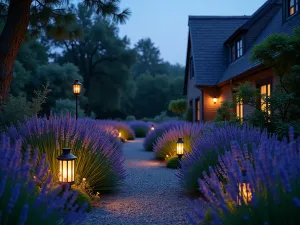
[118,0,267,65]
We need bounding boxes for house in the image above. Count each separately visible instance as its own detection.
[183,0,300,122]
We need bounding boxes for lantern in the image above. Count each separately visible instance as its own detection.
[176,138,184,160]
[237,169,252,205]
[213,96,217,104]
[57,148,77,185]
[118,131,122,138]
[73,80,82,95]
[151,125,155,131]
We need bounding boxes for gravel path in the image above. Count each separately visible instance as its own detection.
[83,138,191,225]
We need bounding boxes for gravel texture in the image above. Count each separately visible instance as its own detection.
[83,138,191,225]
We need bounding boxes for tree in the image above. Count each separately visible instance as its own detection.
[0,0,130,103]
[168,99,186,118]
[133,38,168,78]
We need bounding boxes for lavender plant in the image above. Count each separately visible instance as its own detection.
[99,120,135,140]
[6,114,126,193]
[0,134,87,225]
[153,122,206,160]
[178,124,276,193]
[128,120,150,137]
[188,129,300,225]
[143,121,184,152]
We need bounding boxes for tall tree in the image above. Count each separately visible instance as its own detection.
[0,0,130,103]
[133,38,168,78]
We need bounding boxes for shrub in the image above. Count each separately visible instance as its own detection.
[168,99,187,117]
[6,114,126,193]
[188,128,300,225]
[143,121,184,151]
[0,134,87,225]
[183,107,193,122]
[153,122,206,160]
[128,120,150,137]
[51,99,85,118]
[99,120,135,140]
[178,124,275,193]
[166,156,180,169]
[126,115,136,121]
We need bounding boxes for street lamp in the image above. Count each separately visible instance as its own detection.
[57,148,77,185]
[237,169,252,205]
[73,80,82,120]
[176,138,184,160]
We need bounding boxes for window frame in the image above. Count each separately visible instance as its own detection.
[230,38,243,63]
[256,78,272,120]
[287,0,299,18]
[195,98,200,122]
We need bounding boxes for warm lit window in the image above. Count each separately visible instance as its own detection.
[260,83,271,117]
[288,0,299,17]
[236,99,243,122]
[190,57,194,79]
[230,38,243,62]
[196,98,200,121]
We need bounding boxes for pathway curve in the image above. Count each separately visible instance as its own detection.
[84,138,191,225]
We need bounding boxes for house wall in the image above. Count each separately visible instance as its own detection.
[187,76,202,121]
[201,68,278,122]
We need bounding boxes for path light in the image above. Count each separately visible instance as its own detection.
[73,80,82,120]
[118,131,122,138]
[213,96,217,104]
[237,169,252,205]
[176,138,184,160]
[151,125,155,131]
[57,148,77,185]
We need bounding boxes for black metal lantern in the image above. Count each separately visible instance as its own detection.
[57,148,77,185]
[237,169,252,205]
[73,80,82,120]
[176,138,184,160]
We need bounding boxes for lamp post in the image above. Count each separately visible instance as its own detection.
[73,80,82,120]
[57,148,77,186]
[237,169,252,205]
[176,138,184,160]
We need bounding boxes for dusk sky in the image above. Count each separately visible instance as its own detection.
[118,0,267,66]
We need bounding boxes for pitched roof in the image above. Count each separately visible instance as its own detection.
[188,16,250,86]
[218,8,300,84]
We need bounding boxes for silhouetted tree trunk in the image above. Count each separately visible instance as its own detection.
[0,0,32,103]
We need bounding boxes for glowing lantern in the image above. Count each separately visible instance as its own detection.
[213,97,217,104]
[176,138,184,160]
[237,169,252,205]
[118,131,122,138]
[57,148,77,185]
[73,80,82,95]
[151,125,155,131]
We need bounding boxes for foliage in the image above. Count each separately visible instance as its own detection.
[128,120,150,138]
[0,134,87,225]
[249,28,300,138]
[178,124,275,193]
[166,156,180,169]
[184,107,193,122]
[143,121,184,152]
[99,120,135,140]
[6,114,125,193]
[51,99,85,118]
[214,100,237,122]
[126,115,136,121]
[0,85,50,127]
[168,98,187,117]
[153,122,206,160]
[188,128,300,225]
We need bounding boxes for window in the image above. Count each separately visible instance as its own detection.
[236,98,244,122]
[260,83,271,118]
[288,0,299,18]
[230,38,243,62]
[236,39,243,59]
[195,98,200,121]
[189,57,194,79]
